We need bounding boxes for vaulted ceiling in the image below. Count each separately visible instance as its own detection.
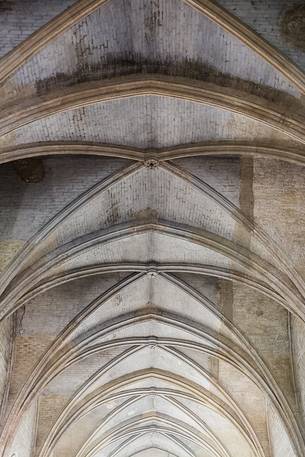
[1,2,305,457]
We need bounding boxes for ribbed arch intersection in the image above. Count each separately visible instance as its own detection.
[1,153,305,457]
[1,2,305,457]
[3,273,268,457]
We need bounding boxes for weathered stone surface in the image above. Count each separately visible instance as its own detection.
[0,2,305,457]
[14,158,45,183]
[281,4,305,50]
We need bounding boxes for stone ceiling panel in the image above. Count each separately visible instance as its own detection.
[5,96,298,150]
[1,2,305,457]
[0,156,129,241]
[217,0,305,73]
[4,0,300,104]
[0,0,77,58]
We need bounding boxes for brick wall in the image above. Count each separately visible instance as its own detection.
[0,0,76,57]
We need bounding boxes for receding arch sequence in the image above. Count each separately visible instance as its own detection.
[0,223,301,320]
[2,275,300,456]
[1,154,304,314]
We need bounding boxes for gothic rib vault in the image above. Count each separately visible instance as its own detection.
[1,1,305,457]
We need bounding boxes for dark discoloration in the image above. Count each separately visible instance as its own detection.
[281,3,305,50]
[35,53,304,113]
[0,1,14,12]
[132,207,159,223]
[14,158,45,183]
[144,0,163,46]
